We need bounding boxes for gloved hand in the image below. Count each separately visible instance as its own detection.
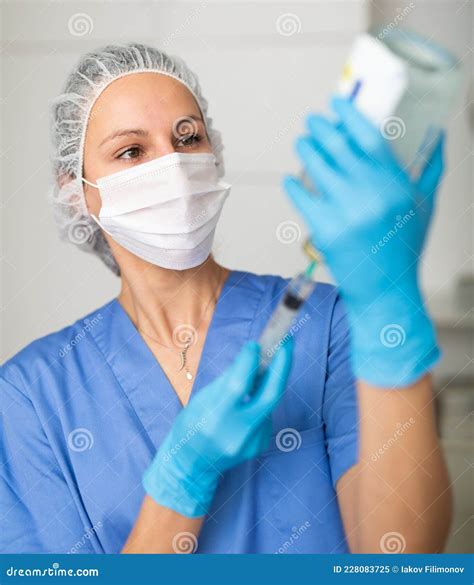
[283,96,444,387]
[143,339,293,517]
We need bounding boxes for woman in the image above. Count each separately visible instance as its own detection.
[0,43,452,554]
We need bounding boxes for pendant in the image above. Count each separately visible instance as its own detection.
[178,339,193,381]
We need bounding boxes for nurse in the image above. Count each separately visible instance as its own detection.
[1,43,452,554]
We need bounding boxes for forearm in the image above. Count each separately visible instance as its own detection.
[121,496,204,554]
[341,373,452,553]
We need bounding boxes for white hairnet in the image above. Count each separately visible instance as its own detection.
[49,42,225,275]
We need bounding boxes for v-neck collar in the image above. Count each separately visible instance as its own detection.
[89,269,265,450]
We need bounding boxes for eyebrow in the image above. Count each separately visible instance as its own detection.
[99,128,149,148]
[99,114,204,148]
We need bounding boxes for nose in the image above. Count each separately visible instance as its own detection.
[152,139,176,159]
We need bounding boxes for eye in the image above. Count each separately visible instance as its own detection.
[176,133,202,148]
[116,146,143,160]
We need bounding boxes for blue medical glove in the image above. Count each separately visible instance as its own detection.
[283,96,444,387]
[143,339,293,517]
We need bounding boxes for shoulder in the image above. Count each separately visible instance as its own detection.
[237,269,343,324]
[0,300,115,398]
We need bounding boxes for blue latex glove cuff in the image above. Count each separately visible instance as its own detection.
[143,453,217,518]
[343,290,441,387]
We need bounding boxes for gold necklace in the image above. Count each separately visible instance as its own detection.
[137,267,226,381]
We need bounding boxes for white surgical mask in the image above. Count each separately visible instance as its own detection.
[82,152,231,270]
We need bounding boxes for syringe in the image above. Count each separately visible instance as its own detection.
[258,259,317,372]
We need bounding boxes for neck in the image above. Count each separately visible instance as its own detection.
[118,256,229,345]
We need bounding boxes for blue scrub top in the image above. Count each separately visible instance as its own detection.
[0,270,358,554]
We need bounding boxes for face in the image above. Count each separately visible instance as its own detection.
[82,72,212,218]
